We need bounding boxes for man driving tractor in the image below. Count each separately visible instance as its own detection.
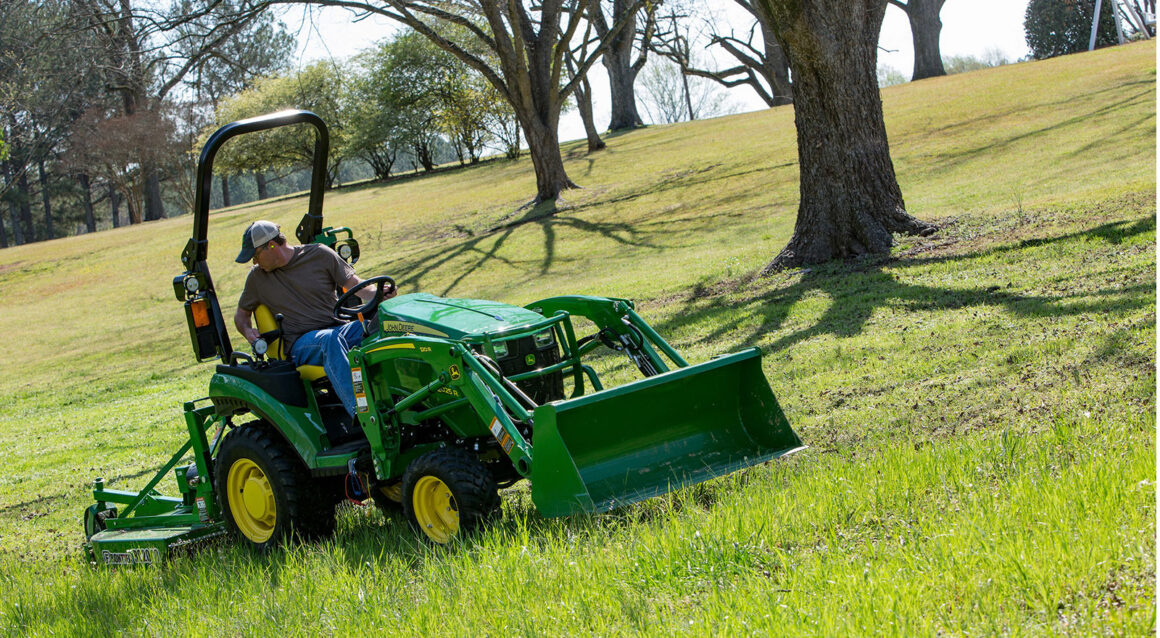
[231,219,395,419]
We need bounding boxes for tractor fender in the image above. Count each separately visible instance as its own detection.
[209,371,328,468]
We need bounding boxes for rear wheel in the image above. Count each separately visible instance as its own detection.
[402,447,500,544]
[215,425,331,550]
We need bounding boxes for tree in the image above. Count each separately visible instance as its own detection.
[75,0,272,221]
[348,32,460,176]
[756,0,935,273]
[66,106,183,225]
[654,1,793,108]
[261,0,644,204]
[1,0,109,243]
[347,54,408,180]
[887,0,947,80]
[638,57,737,124]
[1025,0,1121,59]
[212,62,349,187]
[181,8,296,205]
[588,0,658,130]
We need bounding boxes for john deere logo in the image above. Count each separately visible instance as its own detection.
[449,365,461,380]
[525,354,536,366]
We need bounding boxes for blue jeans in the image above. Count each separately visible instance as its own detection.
[290,321,365,416]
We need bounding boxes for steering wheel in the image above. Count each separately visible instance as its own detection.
[333,275,396,321]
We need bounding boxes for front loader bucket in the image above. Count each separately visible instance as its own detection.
[530,348,803,517]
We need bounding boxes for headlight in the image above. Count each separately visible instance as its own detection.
[184,276,200,293]
[534,329,555,348]
[337,243,353,260]
[491,341,509,358]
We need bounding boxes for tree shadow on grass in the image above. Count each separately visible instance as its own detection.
[652,215,1155,355]
[394,207,666,297]
[393,205,726,298]
[391,161,796,296]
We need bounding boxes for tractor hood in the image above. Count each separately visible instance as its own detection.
[375,293,546,340]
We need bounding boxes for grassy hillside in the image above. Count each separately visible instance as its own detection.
[0,41,1154,634]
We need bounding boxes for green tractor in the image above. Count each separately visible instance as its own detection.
[82,110,804,564]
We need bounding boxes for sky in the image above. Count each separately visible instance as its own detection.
[282,0,1033,141]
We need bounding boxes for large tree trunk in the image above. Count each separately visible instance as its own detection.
[38,160,53,240]
[759,0,934,273]
[414,142,435,172]
[79,173,96,233]
[605,49,644,130]
[255,172,268,200]
[594,0,646,131]
[523,117,578,203]
[907,0,946,80]
[0,203,7,248]
[126,181,142,225]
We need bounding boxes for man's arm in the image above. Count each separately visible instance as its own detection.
[234,307,260,344]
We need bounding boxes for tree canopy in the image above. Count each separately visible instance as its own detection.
[1025,0,1121,59]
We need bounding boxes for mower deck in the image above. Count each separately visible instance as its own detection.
[86,524,226,565]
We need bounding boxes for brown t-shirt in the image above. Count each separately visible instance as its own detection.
[238,244,356,353]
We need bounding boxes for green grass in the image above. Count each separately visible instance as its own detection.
[0,42,1154,634]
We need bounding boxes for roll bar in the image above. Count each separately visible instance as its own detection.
[181,109,330,271]
[175,110,330,364]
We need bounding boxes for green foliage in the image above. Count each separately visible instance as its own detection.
[1025,0,1121,59]
[877,64,908,87]
[0,40,1155,635]
[346,32,445,177]
[943,48,1012,74]
[210,62,348,185]
[346,30,511,177]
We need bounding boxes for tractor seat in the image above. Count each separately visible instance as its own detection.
[254,305,327,382]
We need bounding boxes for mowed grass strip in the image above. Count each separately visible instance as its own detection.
[0,42,1153,635]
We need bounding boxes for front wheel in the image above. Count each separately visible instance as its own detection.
[401,447,500,544]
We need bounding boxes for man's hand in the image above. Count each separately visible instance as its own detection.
[346,275,396,303]
[234,307,260,344]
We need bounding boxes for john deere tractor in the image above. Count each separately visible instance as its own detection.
[82,110,803,564]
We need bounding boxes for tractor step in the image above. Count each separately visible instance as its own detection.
[86,524,226,565]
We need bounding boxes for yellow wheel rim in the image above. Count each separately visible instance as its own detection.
[226,458,277,543]
[412,476,459,543]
